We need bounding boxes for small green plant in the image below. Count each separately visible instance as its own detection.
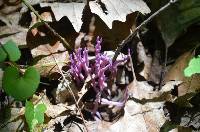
[25,100,47,132]
[184,55,200,77]
[0,40,40,100]
[3,66,40,100]
[0,40,21,62]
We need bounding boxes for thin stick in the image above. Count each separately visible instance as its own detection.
[158,44,168,90]
[22,0,73,52]
[129,53,137,83]
[112,0,178,62]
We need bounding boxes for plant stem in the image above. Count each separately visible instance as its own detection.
[112,0,178,62]
[22,0,73,52]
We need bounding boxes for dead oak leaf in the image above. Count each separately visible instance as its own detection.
[89,0,151,29]
[40,2,85,32]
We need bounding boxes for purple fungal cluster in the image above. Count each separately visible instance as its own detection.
[70,37,129,117]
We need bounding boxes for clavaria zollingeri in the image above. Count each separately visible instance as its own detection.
[70,37,129,117]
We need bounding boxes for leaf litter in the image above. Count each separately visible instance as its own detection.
[0,0,200,132]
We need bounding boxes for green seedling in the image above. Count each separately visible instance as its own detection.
[1,40,40,101]
[2,66,40,100]
[184,55,200,77]
[25,100,47,132]
[0,40,21,62]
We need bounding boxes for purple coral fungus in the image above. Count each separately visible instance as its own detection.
[70,36,129,118]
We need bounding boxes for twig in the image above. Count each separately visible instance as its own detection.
[158,44,168,90]
[22,0,73,52]
[129,52,137,83]
[112,0,178,62]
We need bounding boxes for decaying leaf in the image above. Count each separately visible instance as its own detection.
[40,2,85,32]
[162,93,200,131]
[82,80,180,132]
[164,51,200,96]
[89,0,150,29]
[156,0,200,47]
[0,107,24,132]
[27,10,71,76]
[31,41,69,77]
[137,41,152,79]
[0,10,27,46]
[0,27,27,46]
[32,94,75,118]
[52,76,79,104]
[165,51,193,82]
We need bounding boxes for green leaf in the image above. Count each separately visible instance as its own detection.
[156,0,200,46]
[2,66,40,100]
[34,104,47,124]
[25,100,34,129]
[0,47,7,62]
[25,101,46,132]
[184,55,200,77]
[31,119,38,132]
[3,40,21,61]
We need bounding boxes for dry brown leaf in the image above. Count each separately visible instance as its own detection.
[29,11,69,76]
[164,51,200,96]
[0,26,27,46]
[85,81,180,132]
[137,41,152,79]
[43,80,180,132]
[32,41,69,77]
[0,107,24,132]
[89,0,150,29]
[40,2,85,32]
[32,94,75,118]
[80,12,138,51]
[165,51,193,82]
[52,76,79,104]
[0,8,27,46]
[0,1,21,15]
[46,103,74,118]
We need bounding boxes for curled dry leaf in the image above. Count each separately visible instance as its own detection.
[89,0,151,29]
